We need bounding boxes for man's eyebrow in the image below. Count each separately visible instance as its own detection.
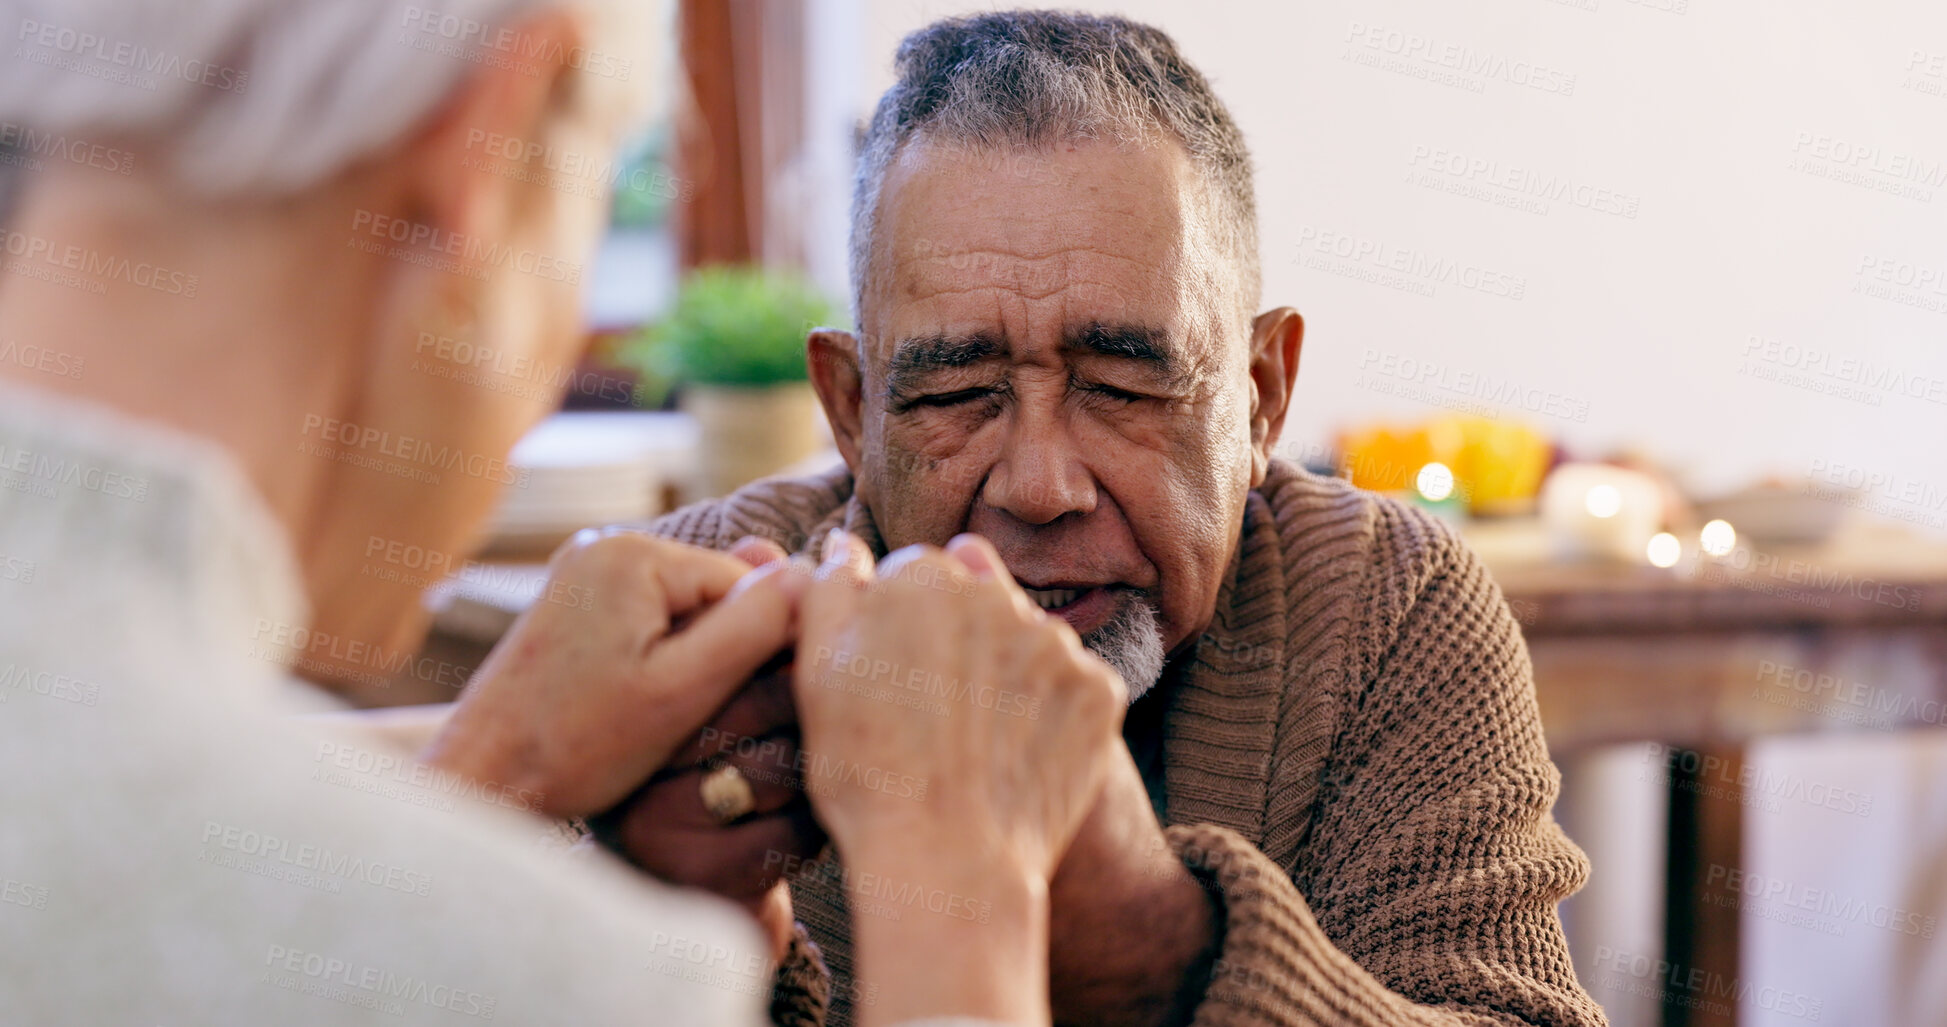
[884,333,1003,395]
[1065,323,1191,384]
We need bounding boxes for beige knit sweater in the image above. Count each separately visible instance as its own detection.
[649,457,1607,1027]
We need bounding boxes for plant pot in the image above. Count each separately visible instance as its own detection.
[680,381,826,498]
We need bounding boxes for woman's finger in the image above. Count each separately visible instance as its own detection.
[944,533,1009,582]
[639,559,806,732]
[821,528,875,581]
[641,535,771,621]
[729,534,791,569]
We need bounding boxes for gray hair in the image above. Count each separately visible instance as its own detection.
[1087,594,1166,704]
[849,9,1260,330]
[0,0,646,198]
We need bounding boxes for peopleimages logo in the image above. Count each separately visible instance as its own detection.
[1356,347,1590,423]
[0,338,84,380]
[1753,659,1947,730]
[399,6,632,81]
[0,121,134,174]
[1904,49,1947,98]
[250,618,473,692]
[0,229,198,297]
[0,878,48,911]
[0,441,148,501]
[263,945,496,1020]
[362,533,595,611]
[0,662,100,707]
[808,644,1043,721]
[298,414,529,488]
[348,209,581,285]
[1592,946,1822,1022]
[14,18,248,92]
[1406,145,1640,219]
[1800,458,1947,530]
[767,851,995,925]
[1690,541,1923,613]
[463,130,691,203]
[200,821,433,898]
[1643,743,1875,817]
[1293,225,1528,301]
[1705,863,1938,939]
[1342,22,1576,96]
[693,725,930,803]
[1790,133,1947,188]
[1856,254,1947,295]
[1740,334,1947,406]
[1854,254,1947,315]
[0,554,33,585]
[311,740,544,815]
[411,330,638,407]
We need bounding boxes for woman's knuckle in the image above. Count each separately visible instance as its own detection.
[571,529,660,569]
[1067,662,1118,717]
[551,529,604,567]
[1094,666,1128,711]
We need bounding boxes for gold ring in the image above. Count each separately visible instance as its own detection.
[699,764,756,824]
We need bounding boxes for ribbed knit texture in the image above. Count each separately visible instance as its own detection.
[649,459,1607,1027]
[772,925,833,1027]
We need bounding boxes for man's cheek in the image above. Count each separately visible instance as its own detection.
[871,435,991,541]
[1098,401,1201,459]
[1157,440,1257,650]
[889,407,997,465]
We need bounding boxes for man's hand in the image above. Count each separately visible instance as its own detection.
[422,528,805,819]
[591,668,821,892]
[589,666,825,956]
[1047,749,1223,1027]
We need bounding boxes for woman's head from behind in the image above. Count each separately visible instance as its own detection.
[0,0,649,687]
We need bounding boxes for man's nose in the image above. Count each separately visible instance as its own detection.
[980,406,1097,525]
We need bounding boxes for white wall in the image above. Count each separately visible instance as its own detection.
[820,0,1947,531]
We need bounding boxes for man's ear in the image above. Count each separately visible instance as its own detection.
[807,329,866,473]
[1246,307,1304,487]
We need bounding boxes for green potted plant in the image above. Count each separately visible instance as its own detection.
[623,265,840,497]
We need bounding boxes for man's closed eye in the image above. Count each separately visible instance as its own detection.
[1083,383,1147,404]
[912,386,1004,408]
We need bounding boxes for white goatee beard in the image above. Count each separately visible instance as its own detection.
[1080,594,1166,704]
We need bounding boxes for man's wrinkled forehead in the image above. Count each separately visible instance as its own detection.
[862,136,1230,363]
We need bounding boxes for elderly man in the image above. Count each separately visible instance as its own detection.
[637,11,1607,1027]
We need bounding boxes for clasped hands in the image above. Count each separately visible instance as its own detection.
[423,526,1131,958]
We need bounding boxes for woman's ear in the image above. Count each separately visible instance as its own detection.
[807,329,866,473]
[397,6,590,253]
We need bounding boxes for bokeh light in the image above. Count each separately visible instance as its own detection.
[1415,462,1455,502]
[1700,519,1737,557]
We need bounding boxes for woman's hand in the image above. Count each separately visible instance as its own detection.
[796,529,1125,881]
[792,529,1127,1027]
[580,535,824,964]
[422,529,806,819]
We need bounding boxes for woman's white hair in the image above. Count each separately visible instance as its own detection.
[0,0,645,197]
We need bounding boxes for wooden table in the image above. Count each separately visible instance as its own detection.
[1477,518,1947,1027]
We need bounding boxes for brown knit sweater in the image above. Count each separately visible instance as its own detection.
[648,457,1607,1027]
